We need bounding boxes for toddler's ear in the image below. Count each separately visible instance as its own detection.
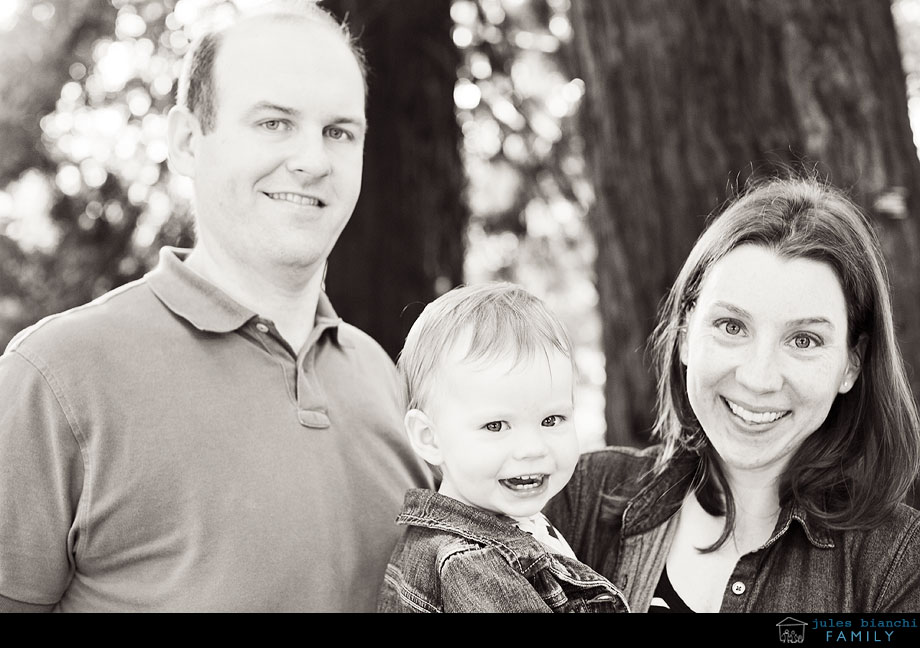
[405,409,443,467]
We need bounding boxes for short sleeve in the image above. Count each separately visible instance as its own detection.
[0,350,84,605]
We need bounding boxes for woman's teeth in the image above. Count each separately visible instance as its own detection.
[726,399,789,424]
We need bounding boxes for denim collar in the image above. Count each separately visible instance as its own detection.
[397,489,556,572]
[623,450,835,550]
[146,246,345,345]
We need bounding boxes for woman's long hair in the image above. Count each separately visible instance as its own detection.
[649,175,920,550]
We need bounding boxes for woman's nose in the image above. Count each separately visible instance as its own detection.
[734,341,783,393]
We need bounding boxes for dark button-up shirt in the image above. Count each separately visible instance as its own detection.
[545,445,920,612]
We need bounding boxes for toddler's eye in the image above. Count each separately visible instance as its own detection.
[484,421,506,432]
[541,415,561,427]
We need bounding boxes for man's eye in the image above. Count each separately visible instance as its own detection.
[325,126,351,141]
[260,120,287,131]
[484,421,505,432]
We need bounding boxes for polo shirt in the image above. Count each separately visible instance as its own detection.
[0,247,434,612]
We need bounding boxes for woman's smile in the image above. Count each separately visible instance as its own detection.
[722,397,790,425]
[682,244,859,478]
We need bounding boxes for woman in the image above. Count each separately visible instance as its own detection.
[546,176,920,612]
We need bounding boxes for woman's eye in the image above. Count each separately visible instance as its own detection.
[719,320,743,336]
[484,421,505,432]
[793,334,819,349]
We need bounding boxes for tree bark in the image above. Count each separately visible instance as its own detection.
[568,0,920,447]
[323,0,467,360]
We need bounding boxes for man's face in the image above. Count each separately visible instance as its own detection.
[190,17,366,280]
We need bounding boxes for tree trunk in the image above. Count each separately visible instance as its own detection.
[323,0,466,360]
[568,0,920,447]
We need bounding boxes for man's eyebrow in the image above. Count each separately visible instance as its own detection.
[333,115,368,130]
[242,103,366,129]
[244,102,299,119]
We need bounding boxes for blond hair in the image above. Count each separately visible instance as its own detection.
[398,283,574,411]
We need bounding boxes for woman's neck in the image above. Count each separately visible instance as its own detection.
[719,464,783,553]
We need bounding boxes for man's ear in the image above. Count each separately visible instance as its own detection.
[166,105,201,178]
[840,334,867,394]
[404,409,443,467]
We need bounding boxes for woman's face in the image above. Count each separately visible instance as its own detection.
[681,244,861,482]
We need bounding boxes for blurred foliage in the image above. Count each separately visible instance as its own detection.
[0,0,608,445]
[3,0,920,448]
[453,0,606,443]
[0,0,208,348]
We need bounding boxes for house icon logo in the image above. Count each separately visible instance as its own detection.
[777,617,807,644]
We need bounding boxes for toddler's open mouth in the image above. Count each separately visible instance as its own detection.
[499,474,548,491]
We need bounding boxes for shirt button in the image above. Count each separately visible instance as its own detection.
[731,581,746,595]
[255,323,270,333]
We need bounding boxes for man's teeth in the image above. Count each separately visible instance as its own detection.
[267,192,320,206]
[726,399,788,424]
[501,474,546,490]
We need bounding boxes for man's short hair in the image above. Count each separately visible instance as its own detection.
[397,282,574,412]
[176,0,368,133]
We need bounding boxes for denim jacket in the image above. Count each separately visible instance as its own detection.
[544,445,920,613]
[377,489,630,613]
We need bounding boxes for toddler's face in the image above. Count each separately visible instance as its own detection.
[426,347,579,519]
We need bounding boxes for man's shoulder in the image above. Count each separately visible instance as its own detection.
[334,321,396,366]
[6,277,158,357]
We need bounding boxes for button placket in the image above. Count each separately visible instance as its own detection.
[296,343,330,429]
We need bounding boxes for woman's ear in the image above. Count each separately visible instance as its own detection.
[679,305,694,366]
[166,105,202,178]
[840,334,867,394]
[404,409,443,467]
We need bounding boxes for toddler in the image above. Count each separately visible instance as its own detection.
[377,282,628,613]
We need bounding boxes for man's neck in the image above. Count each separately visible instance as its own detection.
[184,246,324,353]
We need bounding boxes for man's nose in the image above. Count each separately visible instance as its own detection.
[734,340,783,393]
[286,129,331,177]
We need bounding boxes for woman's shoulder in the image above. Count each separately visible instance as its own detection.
[830,502,920,570]
[862,502,920,543]
[835,503,920,611]
[575,444,663,478]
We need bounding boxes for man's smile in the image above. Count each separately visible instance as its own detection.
[264,191,324,207]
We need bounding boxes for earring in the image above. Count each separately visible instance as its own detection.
[842,380,850,390]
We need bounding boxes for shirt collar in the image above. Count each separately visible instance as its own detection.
[622,451,835,549]
[768,500,836,549]
[621,451,697,536]
[146,247,345,344]
[398,489,552,566]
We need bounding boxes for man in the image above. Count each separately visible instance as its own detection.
[0,1,433,612]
